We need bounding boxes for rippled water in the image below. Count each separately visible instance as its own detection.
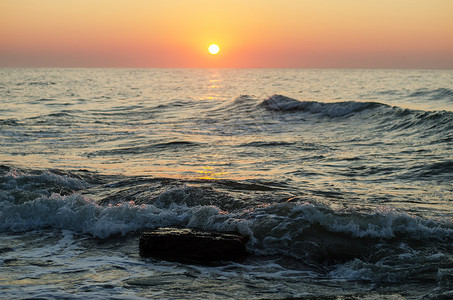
[1,68,452,299]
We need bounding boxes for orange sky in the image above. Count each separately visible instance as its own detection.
[1,0,453,68]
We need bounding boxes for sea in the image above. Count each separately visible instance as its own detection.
[0,68,452,299]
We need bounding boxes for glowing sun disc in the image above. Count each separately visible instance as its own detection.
[208,44,220,55]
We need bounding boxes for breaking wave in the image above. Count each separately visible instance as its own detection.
[0,168,452,286]
[1,169,451,263]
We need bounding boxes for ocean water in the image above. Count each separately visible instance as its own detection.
[0,68,452,299]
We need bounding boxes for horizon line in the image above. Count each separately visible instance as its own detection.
[1,66,453,71]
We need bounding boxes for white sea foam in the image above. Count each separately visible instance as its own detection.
[2,169,87,192]
[328,259,376,281]
[247,202,452,241]
[1,190,451,244]
[0,191,232,238]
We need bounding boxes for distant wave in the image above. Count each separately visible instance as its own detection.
[259,94,453,136]
[260,94,386,118]
[399,160,453,180]
[0,118,20,126]
[378,106,453,136]
[13,81,57,86]
[87,141,202,157]
[408,87,453,101]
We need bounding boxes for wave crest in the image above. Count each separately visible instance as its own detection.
[261,94,386,118]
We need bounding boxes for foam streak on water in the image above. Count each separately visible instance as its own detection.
[1,69,452,299]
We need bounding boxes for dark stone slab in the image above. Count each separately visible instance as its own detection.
[139,227,249,263]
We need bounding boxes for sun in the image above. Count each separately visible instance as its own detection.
[208,44,220,55]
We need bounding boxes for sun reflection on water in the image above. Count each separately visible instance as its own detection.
[204,70,223,100]
[194,165,230,180]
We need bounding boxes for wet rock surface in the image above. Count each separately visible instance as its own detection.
[139,227,249,263]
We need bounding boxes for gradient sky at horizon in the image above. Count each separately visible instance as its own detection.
[1,0,453,68]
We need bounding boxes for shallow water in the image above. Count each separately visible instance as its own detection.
[1,68,452,299]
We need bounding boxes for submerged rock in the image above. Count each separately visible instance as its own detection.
[139,227,249,263]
